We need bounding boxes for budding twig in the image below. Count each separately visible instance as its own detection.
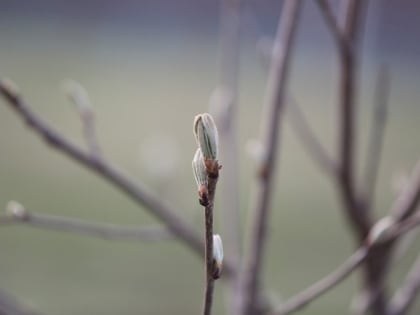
[0,79,240,276]
[63,79,102,159]
[270,212,420,315]
[1,201,173,242]
[193,113,221,315]
[238,1,302,314]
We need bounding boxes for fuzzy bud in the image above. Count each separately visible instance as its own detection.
[193,113,219,161]
[212,234,224,279]
[367,216,396,245]
[6,200,28,220]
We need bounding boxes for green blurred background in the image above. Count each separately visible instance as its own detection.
[0,1,419,314]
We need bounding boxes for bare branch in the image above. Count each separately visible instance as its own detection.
[362,66,390,210]
[389,251,420,315]
[287,98,338,177]
[270,213,420,315]
[273,248,368,315]
[0,203,173,242]
[315,0,350,54]
[0,288,41,315]
[201,161,221,315]
[392,160,420,222]
[63,79,102,159]
[0,79,241,276]
[238,2,302,314]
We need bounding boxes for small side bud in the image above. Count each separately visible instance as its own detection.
[367,216,396,245]
[193,113,219,161]
[212,234,224,279]
[62,79,93,119]
[6,200,28,220]
[192,148,208,205]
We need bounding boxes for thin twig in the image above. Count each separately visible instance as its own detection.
[0,80,237,277]
[64,79,102,159]
[238,2,302,314]
[389,252,420,315]
[287,98,338,177]
[270,213,420,315]
[273,248,368,315]
[321,0,390,313]
[392,160,420,222]
[0,209,173,242]
[315,0,350,54]
[201,163,220,315]
[362,66,390,211]
[0,288,41,315]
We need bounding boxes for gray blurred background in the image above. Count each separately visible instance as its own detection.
[0,1,419,314]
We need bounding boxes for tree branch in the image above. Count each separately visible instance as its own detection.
[389,251,420,315]
[315,0,350,54]
[287,98,338,177]
[200,162,220,315]
[0,79,235,277]
[0,288,41,315]
[270,212,420,315]
[238,2,302,314]
[0,204,173,242]
[362,66,390,211]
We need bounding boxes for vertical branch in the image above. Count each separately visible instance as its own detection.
[337,0,371,238]
[203,172,219,315]
[237,2,302,314]
[362,66,390,210]
[337,2,391,314]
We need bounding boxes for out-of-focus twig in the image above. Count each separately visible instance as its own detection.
[63,79,102,159]
[238,2,302,314]
[362,66,390,211]
[315,0,350,54]
[287,98,338,177]
[0,288,41,315]
[0,79,238,277]
[0,202,173,242]
[389,251,420,315]
[270,212,420,315]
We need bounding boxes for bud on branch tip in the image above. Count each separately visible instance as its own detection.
[193,113,219,161]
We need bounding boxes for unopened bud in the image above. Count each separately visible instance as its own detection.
[192,148,207,188]
[62,79,93,118]
[193,113,219,161]
[6,200,28,220]
[212,234,223,279]
[367,216,396,245]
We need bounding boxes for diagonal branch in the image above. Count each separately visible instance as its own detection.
[287,98,338,177]
[238,1,302,314]
[0,204,173,242]
[362,66,390,211]
[389,251,420,315]
[0,288,41,315]
[0,80,234,277]
[270,212,420,315]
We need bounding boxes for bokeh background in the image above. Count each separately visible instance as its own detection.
[1,1,419,314]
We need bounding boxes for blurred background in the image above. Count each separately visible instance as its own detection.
[0,1,419,314]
